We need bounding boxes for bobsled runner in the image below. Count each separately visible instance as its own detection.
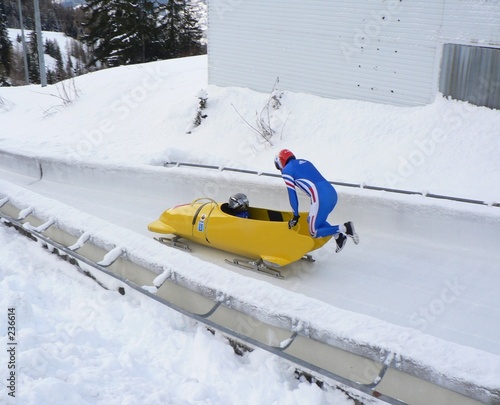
[147,198,333,278]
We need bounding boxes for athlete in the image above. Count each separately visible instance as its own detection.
[274,149,359,252]
[227,193,250,218]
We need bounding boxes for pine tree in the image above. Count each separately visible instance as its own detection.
[27,31,40,83]
[83,0,168,66]
[0,0,12,84]
[82,0,205,66]
[158,0,205,58]
[44,38,65,81]
[3,0,85,40]
[66,51,74,77]
[181,0,205,56]
[160,0,183,58]
[49,40,65,82]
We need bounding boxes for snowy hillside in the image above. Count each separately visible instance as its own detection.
[7,28,89,82]
[1,55,500,404]
[1,55,499,202]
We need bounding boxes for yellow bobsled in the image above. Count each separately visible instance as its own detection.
[148,198,332,277]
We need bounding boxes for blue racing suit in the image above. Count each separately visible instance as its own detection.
[281,158,340,238]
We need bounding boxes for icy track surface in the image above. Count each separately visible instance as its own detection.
[2,160,499,360]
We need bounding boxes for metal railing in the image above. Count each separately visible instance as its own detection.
[163,161,500,208]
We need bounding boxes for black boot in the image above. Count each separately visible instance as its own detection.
[335,233,347,253]
[344,221,359,245]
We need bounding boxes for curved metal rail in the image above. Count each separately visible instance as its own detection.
[164,161,500,208]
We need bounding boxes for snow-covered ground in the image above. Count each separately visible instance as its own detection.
[2,55,499,202]
[1,55,500,404]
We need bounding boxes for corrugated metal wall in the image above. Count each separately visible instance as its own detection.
[208,0,445,106]
[438,1,500,109]
[440,44,500,109]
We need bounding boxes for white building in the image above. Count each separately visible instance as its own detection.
[207,0,500,109]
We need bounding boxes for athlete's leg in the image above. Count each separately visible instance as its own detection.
[308,185,340,238]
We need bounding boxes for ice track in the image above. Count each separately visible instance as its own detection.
[1,151,500,405]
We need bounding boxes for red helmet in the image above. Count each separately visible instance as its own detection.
[274,149,295,170]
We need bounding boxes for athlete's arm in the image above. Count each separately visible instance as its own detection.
[282,172,299,216]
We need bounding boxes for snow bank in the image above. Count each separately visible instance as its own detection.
[1,56,499,202]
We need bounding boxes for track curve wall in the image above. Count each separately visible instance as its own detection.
[1,150,499,404]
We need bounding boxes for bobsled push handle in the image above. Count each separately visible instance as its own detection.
[190,198,219,242]
[190,197,219,206]
[190,198,219,225]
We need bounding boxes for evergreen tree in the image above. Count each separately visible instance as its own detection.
[158,0,204,58]
[180,0,205,56]
[82,0,205,66]
[160,0,183,58]
[46,67,55,84]
[66,50,74,77]
[46,39,65,82]
[68,39,88,76]
[0,0,12,84]
[3,0,85,40]
[83,0,168,66]
[27,31,40,83]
